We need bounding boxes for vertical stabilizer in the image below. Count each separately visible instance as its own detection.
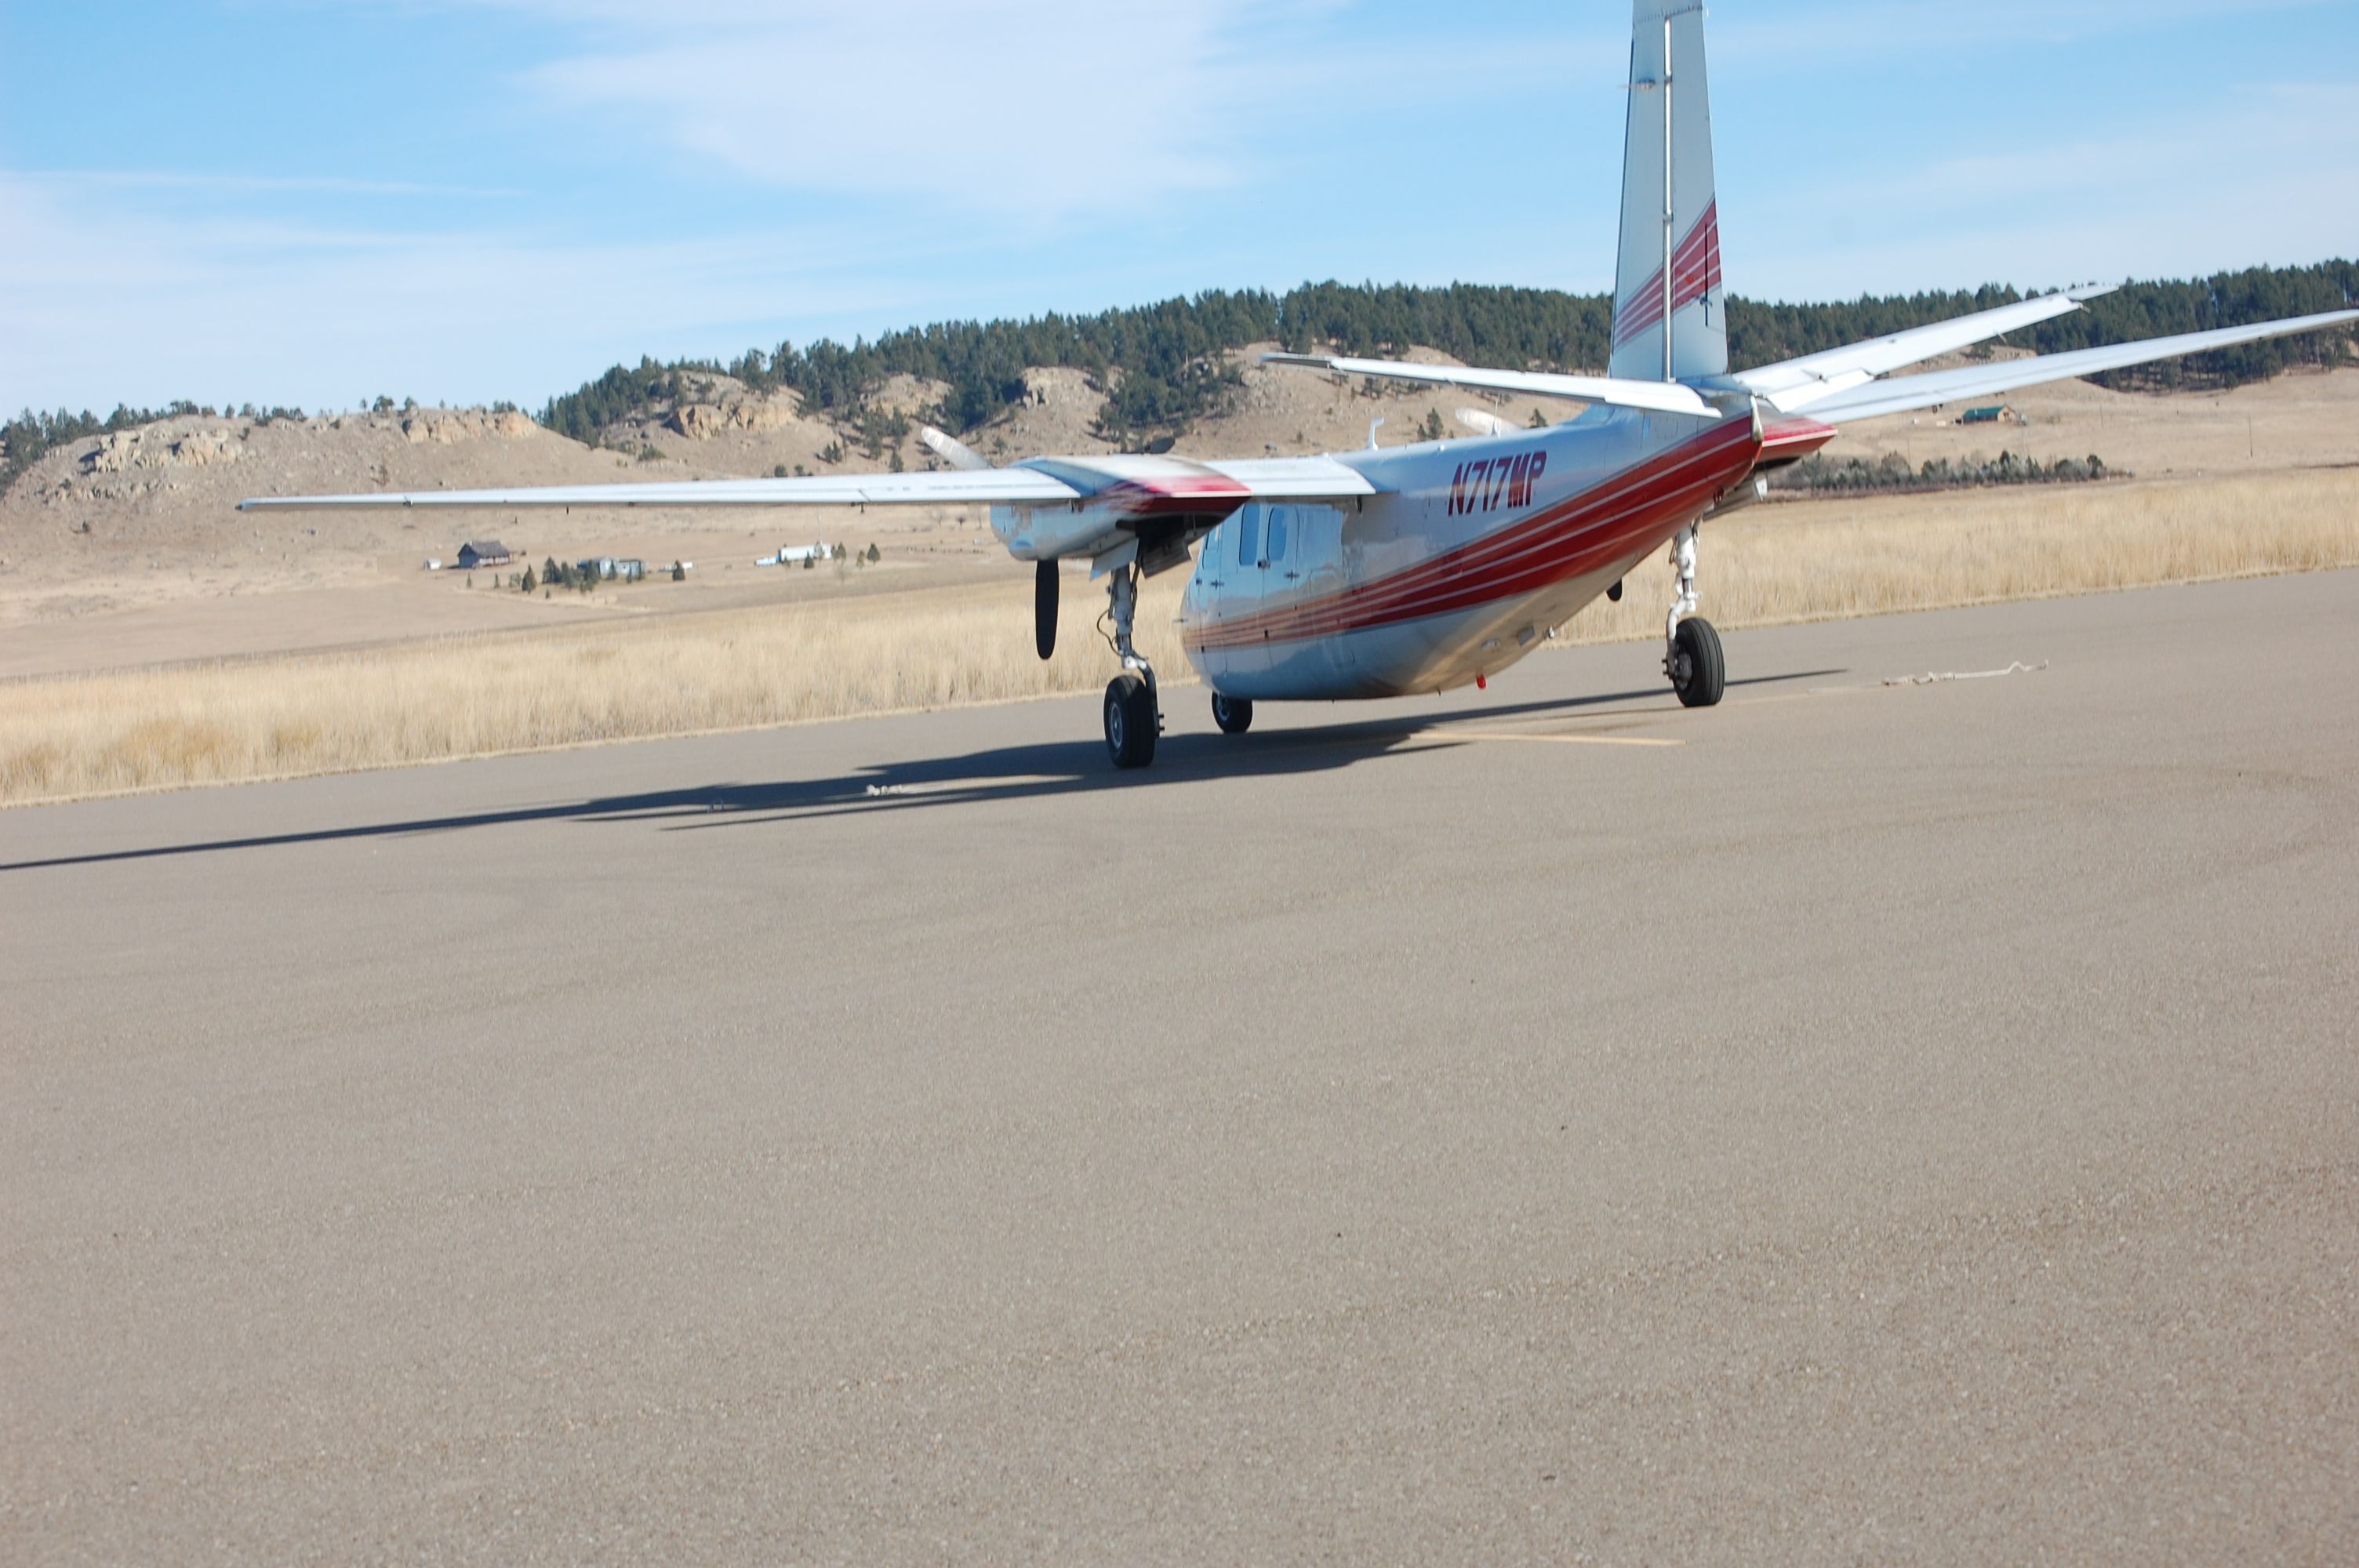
[1608,0,1726,383]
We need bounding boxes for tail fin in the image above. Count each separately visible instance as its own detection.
[1608,1,1726,383]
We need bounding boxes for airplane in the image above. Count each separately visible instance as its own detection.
[242,0,2356,770]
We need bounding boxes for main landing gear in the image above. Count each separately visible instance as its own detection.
[1664,524,1726,709]
[1101,564,1161,768]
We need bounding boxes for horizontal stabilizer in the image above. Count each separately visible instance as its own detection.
[1736,287,2112,412]
[1800,308,2359,424]
[1263,352,1724,418]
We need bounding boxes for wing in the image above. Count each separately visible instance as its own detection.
[1259,352,1724,418]
[240,451,1379,515]
[238,466,1081,513]
[1732,288,2109,412]
[1794,308,2359,425]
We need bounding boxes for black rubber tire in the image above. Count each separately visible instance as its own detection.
[1104,672,1158,768]
[1034,561,1058,661]
[1669,616,1725,709]
[1211,691,1254,735]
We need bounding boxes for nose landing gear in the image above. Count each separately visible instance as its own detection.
[1663,524,1725,708]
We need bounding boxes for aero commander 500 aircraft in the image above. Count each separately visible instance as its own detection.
[245,2,2357,769]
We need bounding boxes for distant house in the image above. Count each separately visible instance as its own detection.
[455,540,511,568]
[1960,405,2015,426]
[576,556,647,583]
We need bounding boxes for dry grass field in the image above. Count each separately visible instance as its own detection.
[1563,469,2359,644]
[4,467,2354,805]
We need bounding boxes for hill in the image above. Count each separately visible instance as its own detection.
[541,263,2357,450]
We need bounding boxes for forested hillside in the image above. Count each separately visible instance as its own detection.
[9,264,2350,499]
[540,261,2356,448]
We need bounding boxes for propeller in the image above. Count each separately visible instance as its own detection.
[1034,561,1058,660]
[919,424,992,471]
[921,424,1056,659]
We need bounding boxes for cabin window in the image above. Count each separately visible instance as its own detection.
[1266,507,1289,564]
[1235,507,1261,568]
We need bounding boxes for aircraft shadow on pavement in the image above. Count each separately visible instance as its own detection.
[1,669,1838,873]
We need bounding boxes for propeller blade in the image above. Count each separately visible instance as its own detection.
[1455,408,1520,438]
[920,425,993,472]
[1034,561,1058,660]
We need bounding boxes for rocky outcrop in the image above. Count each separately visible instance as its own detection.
[665,394,799,440]
[401,408,536,444]
[84,428,245,473]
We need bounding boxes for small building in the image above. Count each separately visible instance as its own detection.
[455,540,511,569]
[576,556,647,583]
[1960,405,2015,426]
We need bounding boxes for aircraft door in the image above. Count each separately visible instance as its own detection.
[1296,504,1356,679]
[1219,503,1270,681]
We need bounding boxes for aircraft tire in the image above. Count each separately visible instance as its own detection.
[1105,672,1158,768]
[1670,616,1725,708]
[1211,692,1254,735]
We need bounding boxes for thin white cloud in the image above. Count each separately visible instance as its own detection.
[1716,0,2340,61]
[1730,84,2359,297]
[0,170,951,412]
[484,0,1298,220]
[5,2,2350,416]
[9,170,519,199]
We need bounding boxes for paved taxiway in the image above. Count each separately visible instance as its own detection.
[5,572,2355,1563]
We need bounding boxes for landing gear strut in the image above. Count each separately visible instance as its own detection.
[1101,564,1160,768]
[1664,524,1725,708]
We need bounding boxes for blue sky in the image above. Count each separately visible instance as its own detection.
[3,0,2353,414]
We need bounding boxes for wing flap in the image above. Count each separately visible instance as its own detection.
[1199,455,1379,499]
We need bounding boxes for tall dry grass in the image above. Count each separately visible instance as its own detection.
[4,469,2354,805]
[1560,470,2359,645]
[0,578,1193,803]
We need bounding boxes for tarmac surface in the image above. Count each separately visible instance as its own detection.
[5,572,2355,1564]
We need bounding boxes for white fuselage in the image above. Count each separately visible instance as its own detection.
[1177,405,1779,700]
